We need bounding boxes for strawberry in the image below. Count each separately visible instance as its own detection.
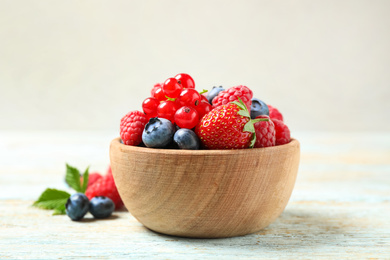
[196,98,268,149]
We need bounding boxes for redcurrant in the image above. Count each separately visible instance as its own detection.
[175,73,195,89]
[157,100,179,123]
[174,106,199,129]
[153,87,166,101]
[163,78,182,99]
[195,100,212,118]
[142,97,159,118]
[177,89,201,107]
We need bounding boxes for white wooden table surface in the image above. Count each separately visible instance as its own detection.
[1,131,389,259]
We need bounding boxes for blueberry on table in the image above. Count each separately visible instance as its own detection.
[173,128,200,150]
[250,98,269,119]
[142,117,175,148]
[65,193,89,221]
[207,86,225,104]
[89,196,115,219]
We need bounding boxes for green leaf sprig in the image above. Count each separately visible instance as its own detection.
[32,164,89,215]
[232,98,269,148]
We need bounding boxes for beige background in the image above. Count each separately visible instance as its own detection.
[0,0,389,132]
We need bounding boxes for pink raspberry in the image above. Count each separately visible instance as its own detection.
[273,119,291,145]
[212,85,253,111]
[120,111,148,146]
[254,115,276,148]
[268,105,283,121]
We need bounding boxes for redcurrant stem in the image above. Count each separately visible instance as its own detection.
[165,96,176,101]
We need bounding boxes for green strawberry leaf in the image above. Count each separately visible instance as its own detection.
[252,118,269,123]
[232,100,246,111]
[65,164,83,192]
[238,110,250,118]
[81,166,89,193]
[250,133,257,148]
[33,188,70,215]
[199,89,208,95]
[243,121,255,133]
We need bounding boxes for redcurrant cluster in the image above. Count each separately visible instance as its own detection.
[142,73,212,129]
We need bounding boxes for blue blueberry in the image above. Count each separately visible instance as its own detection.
[207,86,225,104]
[65,193,89,221]
[250,98,269,119]
[142,117,175,148]
[173,128,200,150]
[89,196,115,219]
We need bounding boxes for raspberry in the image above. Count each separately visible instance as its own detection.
[273,119,291,145]
[151,83,162,97]
[85,172,124,209]
[81,172,102,188]
[120,110,148,146]
[212,85,253,111]
[268,105,283,121]
[254,115,276,148]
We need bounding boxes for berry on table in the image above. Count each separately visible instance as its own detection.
[142,117,176,148]
[65,193,89,221]
[80,172,102,189]
[212,85,253,111]
[86,172,123,209]
[142,97,160,119]
[207,86,225,104]
[196,98,268,149]
[157,100,180,123]
[89,196,115,219]
[177,88,201,108]
[250,98,269,119]
[173,128,200,150]
[163,78,182,98]
[174,106,199,129]
[254,115,276,148]
[175,73,195,89]
[120,111,148,146]
[268,105,284,121]
[273,119,291,145]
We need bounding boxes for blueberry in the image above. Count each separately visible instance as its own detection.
[173,128,200,150]
[142,117,175,148]
[89,196,115,219]
[250,98,269,119]
[65,193,89,221]
[207,86,225,104]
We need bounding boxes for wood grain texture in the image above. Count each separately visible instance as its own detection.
[110,138,300,238]
[0,131,389,259]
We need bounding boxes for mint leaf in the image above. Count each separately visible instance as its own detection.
[33,188,70,214]
[53,207,66,215]
[81,166,89,193]
[65,164,82,192]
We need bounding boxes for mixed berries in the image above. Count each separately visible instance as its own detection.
[120,73,291,150]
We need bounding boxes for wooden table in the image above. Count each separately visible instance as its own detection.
[1,131,389,259]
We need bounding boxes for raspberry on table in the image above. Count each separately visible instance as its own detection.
[273,119,291,145]
[268,105,284,121]
[254,115,275,148]
[85,172,124,209]
[120,110,148,146]
[212,85,253,111]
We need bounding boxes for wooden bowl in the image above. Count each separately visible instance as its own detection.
[110,137,300,238]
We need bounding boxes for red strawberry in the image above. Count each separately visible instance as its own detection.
[196,98,268,149]
[212,85,253,111]
[85,172,124,209]
[273,119,291,145]
[268,105,283,121]
[254,115,276,148]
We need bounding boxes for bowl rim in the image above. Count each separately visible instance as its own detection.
[111,137,299,155]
